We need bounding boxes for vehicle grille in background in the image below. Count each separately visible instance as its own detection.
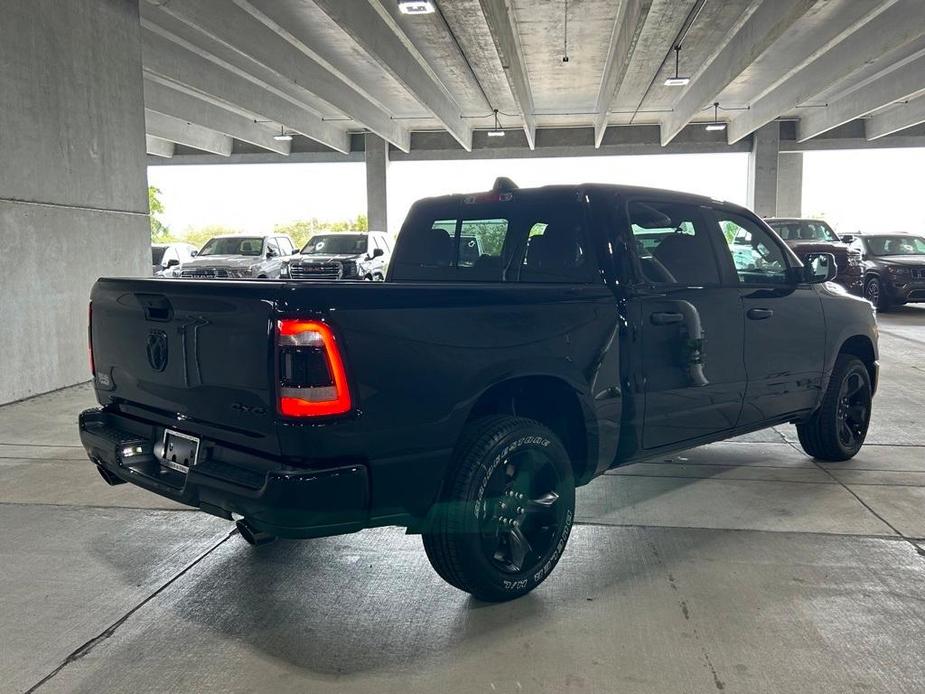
[910,268,925,280]
[289,263,342,280]
[180,268,229,279]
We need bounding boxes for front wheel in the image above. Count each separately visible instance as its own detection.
[422,416,575,601]
[865,276,890,311]
[797,355,872,461]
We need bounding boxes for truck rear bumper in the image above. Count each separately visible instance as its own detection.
[78,408,369,539]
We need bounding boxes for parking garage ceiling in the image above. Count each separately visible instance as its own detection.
[140,0,925,160]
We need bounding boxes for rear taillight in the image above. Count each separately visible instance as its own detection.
[88,301,95,376]
[276,319,351,417]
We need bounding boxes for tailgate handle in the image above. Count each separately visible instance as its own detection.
[137,294,174,322]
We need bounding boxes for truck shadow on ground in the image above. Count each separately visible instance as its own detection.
[81,440,842,681]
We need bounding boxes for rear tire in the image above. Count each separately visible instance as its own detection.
[422,416,576,602]
[797,355,872,461]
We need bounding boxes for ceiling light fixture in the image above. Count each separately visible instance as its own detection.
[488,109,505,137]
[273,126,293,142]
[664,45,690,87]
[705,102,726,131]
[398,0,435,14]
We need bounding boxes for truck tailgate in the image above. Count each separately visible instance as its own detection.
[90,278,283,451]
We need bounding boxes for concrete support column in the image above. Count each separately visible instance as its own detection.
[0,0,149,404]
[747,122,780,217]
[365,133,389,232]
[777,152,804,218]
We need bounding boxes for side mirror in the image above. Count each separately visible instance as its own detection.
[266,249,277,258]
[166,259,180,268]
[803,252,838,284]
[190,250,198,257]
[371,247,384,258]
[840,234,855,243]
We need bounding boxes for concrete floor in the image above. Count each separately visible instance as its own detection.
[2,308,925,694]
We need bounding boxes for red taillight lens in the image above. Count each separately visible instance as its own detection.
[88,301,95,376]
[277,319,351,417]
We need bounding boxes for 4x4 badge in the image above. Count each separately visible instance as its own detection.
[146,330,168,372]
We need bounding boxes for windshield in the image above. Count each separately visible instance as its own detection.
[866,235,925,256]
[151,247,166,265]
[301,234,368,255]
[198,237,264,256]
[768,221,839,242]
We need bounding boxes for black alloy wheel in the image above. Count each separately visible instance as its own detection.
[422,416,576,601]
[865,276,888,311]
[834,366,871,452]
[797,355,872,461]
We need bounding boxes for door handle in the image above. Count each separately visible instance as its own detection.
[747,308,774,320]
[650,311,684,325]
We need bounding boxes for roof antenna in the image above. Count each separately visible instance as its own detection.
[493,177,519,192]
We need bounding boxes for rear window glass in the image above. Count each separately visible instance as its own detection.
[768,221,838,242]
[390,191,598,283]
[199,237,264,256]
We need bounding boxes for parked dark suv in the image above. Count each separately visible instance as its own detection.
[283,231,392,281]
[80,181,878,602]
[849,232,925,310]
[765,218,863,295]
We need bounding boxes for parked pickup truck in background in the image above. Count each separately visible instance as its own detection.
[178,234,296,279]
[80,180,878,601]
[283,231,392,281]
[764,218,864,295]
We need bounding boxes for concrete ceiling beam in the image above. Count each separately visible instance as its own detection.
[141,27,350,153]
[144,78,291,156]
[143,0,410,151]
[865,93,925,141]
[593,0,653,148]
[798,50,925,141]
[478,0,536,149]
[145,110,233,156]
[300,0,471,151]
[659,0,818,146]
[145,135,175,159]
[727,0,925,144]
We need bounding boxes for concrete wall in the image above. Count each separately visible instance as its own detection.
[0,0,149,404]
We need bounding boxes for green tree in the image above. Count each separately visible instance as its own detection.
[148,186,172,242]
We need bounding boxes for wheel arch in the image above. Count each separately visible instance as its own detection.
[838,334,878,393]
[466,375,597,485]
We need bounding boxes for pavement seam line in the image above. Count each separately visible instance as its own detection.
[0,501,198,512]
[572,520,918,542]
[780,438,925,559]
[24,528,236,693]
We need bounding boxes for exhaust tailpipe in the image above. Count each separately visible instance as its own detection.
[96,465,126,486]
[236,519,276,546]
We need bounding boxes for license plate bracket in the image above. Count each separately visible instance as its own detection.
[161,429,200,474]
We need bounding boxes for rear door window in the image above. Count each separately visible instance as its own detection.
[628,201,722,286]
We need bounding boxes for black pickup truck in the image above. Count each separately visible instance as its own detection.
[80,180,878,601]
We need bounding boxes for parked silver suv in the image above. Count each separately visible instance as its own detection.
[179,234,296,279]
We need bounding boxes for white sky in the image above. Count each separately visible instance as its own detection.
[147,148,924,237]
